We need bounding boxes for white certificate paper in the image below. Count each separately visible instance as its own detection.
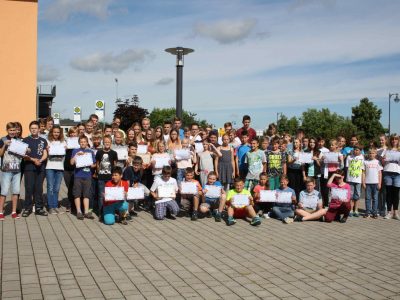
[75,153,94,168]
[137,145,148,154]
[324,152,339,163]
[8,139,28,156]
[175,149,190,160]
[385,150,400,162]
[298,152,313,164]
[105,187,126,201]
[259,190,277,202]
[66,137,80,149]
[49,143,66,156]
[155,157,170,168]
[302,195,319,209]
[158,185,176,198]
[205,185,221,198]
[231,194,250,207]
[276,192,292,204]
[127,187,145,200]
[195,143,204,153]
[331,188,348,202]
[115,147,128,160]
[180,182,198,194]
[138,153,151,164]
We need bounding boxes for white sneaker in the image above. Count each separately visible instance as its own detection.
[283,217,294,224]
[393,213,400,220]
[384,212,393,219]
[263,213,270,219]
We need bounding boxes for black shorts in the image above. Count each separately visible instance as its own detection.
[73,177,92,199]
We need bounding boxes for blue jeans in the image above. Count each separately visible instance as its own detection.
[271,205,294,220]
[349,182,361,201]
[97,180,108,213]
[177,168,185,185]
[365,184,378,215]
[0,172,21,196]
[103,201,128,225]
[46,169,64,209]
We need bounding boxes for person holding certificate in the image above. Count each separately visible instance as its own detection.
[175,138,196,186]
[225,178,261,226]
[302,138,321,191]
[179,167,202,220]
[294,178,326,222]
[151,141,172,178]
[199,171,226,222]
[195,139,221,187]
[111,131,128,168]
[270,175,297,224]
[150,166,180,220]
[22,121,49,217]
[70,136,96,220]
[0,122,24,220]
[103,167,129,225]
[325,170,351,223]
[253,172,273,218]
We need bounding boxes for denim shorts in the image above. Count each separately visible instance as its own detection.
[0,172,21,196]
[383,172,400,187]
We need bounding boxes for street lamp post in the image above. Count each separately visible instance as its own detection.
[165,47,194,119]
[388,93,400,136]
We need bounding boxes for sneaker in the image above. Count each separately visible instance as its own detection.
[49,208,58,215]
[77,212,84,220]
[84,212,95,220]
[65,206,71,213]
[384,212,393,219]
[348,211,353,217]
[206,210,213,218]
[35,209,48,216]
[57,207,65,215]
[263,213,270,219]
[11,212,20,219]
[0,213,4,221]
[340,217,348,223]
[251,216,261,226]
[294,215,303,222]
[393,213,400,220]
[129,210,138,217]
[126,215,133,221]
[22,210,31,217]
[191,211,198,221]
[363,214,371,219]
[353,211,360,217]
[214,211,222,222]
[283,217,294,224]
[227,216,236,226]
[372,214,379,219]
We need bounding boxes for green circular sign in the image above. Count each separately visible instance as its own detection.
[74,107,81,113]
[96,100,104,109]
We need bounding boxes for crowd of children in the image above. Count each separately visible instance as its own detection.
[0,114,399,226]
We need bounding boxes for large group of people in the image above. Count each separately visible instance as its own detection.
[0,113,399,226]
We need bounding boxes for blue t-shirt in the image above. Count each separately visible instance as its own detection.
[22,136,48,171]
[179,128,184,140]
[275,186,296,208]
[237,144,251,170]
[72,148,95,178]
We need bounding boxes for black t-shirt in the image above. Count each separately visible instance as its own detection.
[22,136,48,171]
[95,149,118,181]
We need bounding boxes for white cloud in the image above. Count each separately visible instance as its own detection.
[155,77,174,85]
[193,18,257,44]
[70,49,155,74]
[43,0,113,22]
[37,65,60,82]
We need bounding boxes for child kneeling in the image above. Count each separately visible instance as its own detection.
[226,178,261,226]
[180,167,203,220]
[150,166,180,220]
[325,170,351,223]
[294,177,327,222]
[199,171,226,222]
[103,167,129,225]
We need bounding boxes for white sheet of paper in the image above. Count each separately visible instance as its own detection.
[385,150,400,162]
[180,182,198,194]
[175,149,191,160]
[205,185,221,198]
[324,152,339,163]
[127,187,145,200]
[155,157,170,168]
[276,192,293,204]
[66,137,80,149]
[8,139,28,156]
[259,190,277,202]
[298,152,313,164]
[105,187,126,201]
[75,153,94,168]
[48,143,66,156]
[331,188,348,202]
[115,147,128,160]
[138,153,151,164]
[195,143,204,153]
[231,194,250,207]
[158,185,176,198]
[302,195,319,209]
[137,145,148,154]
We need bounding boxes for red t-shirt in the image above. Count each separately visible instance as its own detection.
[104,180,129,206]
[237,127,256,141]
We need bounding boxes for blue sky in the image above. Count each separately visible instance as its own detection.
[38,0,400,132]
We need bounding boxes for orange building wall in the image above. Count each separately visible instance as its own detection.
[0,0,38,136]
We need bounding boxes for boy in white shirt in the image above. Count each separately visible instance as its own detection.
[346,146,364,217]
[362,148,382,218]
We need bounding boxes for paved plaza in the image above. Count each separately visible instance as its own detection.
[1,184,400,300]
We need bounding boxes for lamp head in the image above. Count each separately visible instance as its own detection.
[394,94,400,103]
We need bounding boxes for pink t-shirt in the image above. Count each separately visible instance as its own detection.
[253,185,266,194]
[327,182,351,201]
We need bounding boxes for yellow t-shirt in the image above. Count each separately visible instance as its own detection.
[226,189,251,208]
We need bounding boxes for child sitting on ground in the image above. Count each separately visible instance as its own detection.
[199,171,226,222]
[180,167,202,220]
[325,170,351,223]
[226,177,261,226]
[103,166,129,225]
[271,175,297,224]
[294,177,327,222]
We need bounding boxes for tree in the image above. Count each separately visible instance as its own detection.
[149,108,211,128]
[351,98,385,145]
[300,108,357,141]
[277,114,300,136]
[113,95,149,131]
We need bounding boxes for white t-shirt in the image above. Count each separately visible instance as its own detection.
[363,159,382,184]
[381,149,400,173]
[346,155,364,183]
[150,176,178,203]
[46,140,67,170]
